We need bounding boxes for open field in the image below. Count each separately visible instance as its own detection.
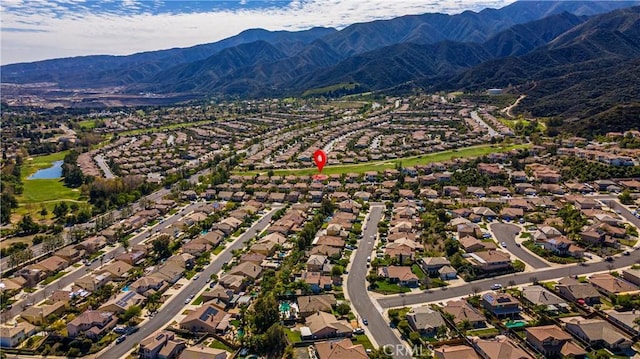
[236,143,530,176]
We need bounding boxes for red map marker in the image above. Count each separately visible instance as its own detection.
[313,149,327,173]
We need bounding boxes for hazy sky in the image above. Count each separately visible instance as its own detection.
[1,0,515,65]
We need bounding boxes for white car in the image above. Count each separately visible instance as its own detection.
[490,283,503,290]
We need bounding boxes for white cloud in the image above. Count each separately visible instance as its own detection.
[1,0,514,65]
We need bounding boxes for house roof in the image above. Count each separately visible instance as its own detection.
[521,286,566,306]
[589,273,639,294]
[305,311,352,336]
[180,303,229,331]
[378,266,419,282]
[315,339,368,359]
[180,345,229,359]
[228,261,262,280]
[525,325,572,342]
[406,307,445,330]
[434,345,479,359]
[443,300,485,324]
[473,336,533,359]
[561,317,632,346]
[297,294,337,314]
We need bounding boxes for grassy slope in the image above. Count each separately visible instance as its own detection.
[236,143,530,176]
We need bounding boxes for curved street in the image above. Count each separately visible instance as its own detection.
[490,222,550,269]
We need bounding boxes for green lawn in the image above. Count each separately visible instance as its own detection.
[411,264,426,280]
[352,334,375,351]
[208,340,234,352]
[235,143,530,176]
[466,327,500,337]
[192,295,203,305]
[88,250,106,261]
[285,328,302,344]
[18,151,84,208]
[78,119,97,130]
[40,271,66,285]
[373,281,411,295]
[212,246,225,255]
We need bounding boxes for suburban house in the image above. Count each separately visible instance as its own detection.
[139,330,186,359]
[521,286,569,313]
[314,338,367,359]
[434,345,479,359]
[99,291,146,314]
[442,300,486,328]
[588,273,640,296]
[604,310,640,335]
[405,307,446,337]
[297,294,337,317]
[303,311,352,340]
[561,317,633,352]
[472,336,534,359]
[67,310,118,339]
[467,251,511,271]
[21,302,67,325]
[525,325,586,359]
[179,304,230,334]
[0,322,36,348]
[555,277,601,305]
[377,266,419,287]
[179,345,229,359]
[481,292,521,318]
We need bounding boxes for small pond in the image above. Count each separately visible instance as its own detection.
[28,160,63,179]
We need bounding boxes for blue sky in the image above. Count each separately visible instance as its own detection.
[1,0,514,65]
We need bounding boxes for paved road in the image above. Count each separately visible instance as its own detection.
[1,201,202,323]
[490,222,549,269]
[94,154,115,179]
[470,111,498,137]
[99,206,282,359]
[347,204,411,359]
[377,198,640,309]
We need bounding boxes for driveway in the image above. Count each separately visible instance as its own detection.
[490,222,550,269]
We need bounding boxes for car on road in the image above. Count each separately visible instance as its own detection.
[362,318,368,326]
[116,335,126,344]
[193,274,200,280]
[366,256,371,262]
[353,328,365,334]
[501,241,507,247]
[515,243,521,247]
[490,283,503,290]
[623,251,631,256]
[605,256,614,262]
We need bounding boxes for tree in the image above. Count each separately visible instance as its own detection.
[152,235,172,259]
[619,190,633,205]
[53,202,69,218]
[336,302,351,316]
[444,238,459,256]
[17,214,39,235]
[251,293,279,334]
[263,324,287,358]
[331,265,344,277]
[121,305,141,323]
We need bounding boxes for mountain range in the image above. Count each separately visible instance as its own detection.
[2,0,640,134]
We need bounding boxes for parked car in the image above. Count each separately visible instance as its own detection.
[362,318,368,326]
[116,335,126,344]
[490,283,503,290]
[605,256,614,262]
[623,251,630,256]
[501,241,507,247]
